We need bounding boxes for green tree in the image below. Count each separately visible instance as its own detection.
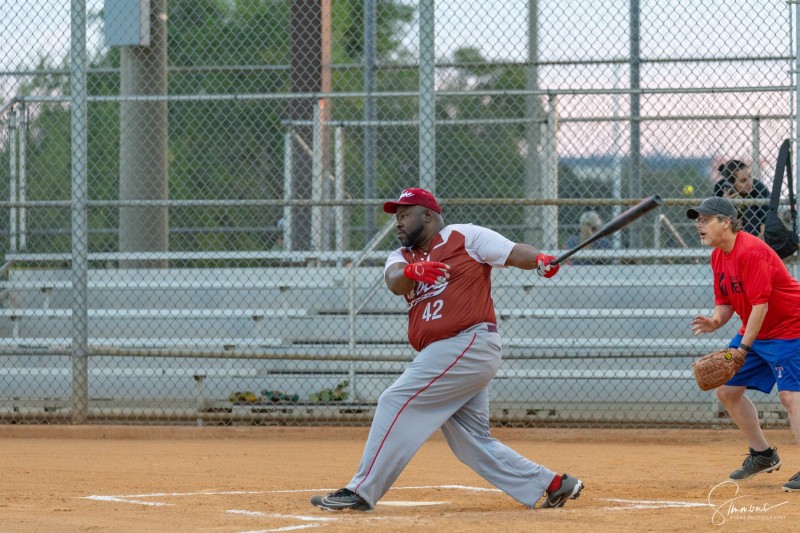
[9,0,416,254]
[431,47,540,242]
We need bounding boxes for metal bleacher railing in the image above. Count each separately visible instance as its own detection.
[1,243,790,427]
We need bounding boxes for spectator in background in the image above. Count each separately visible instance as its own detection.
[714,159,770,238]
[779,207,800,262]
[270,217,286,251]
[564,210,611,265]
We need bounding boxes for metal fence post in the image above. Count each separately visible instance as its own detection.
[312,100,324,251]
[18,103,27,251]
[335,126,347,252]
[612,65,624,249]
[543,95,559,250]
[363,0,377,241]
[418,0,436,192]
[629,0,642,247]
[795,1,800,212]
[70,0,90,424]
[7,108,17,253]
[751,116,761,183]
[524,0,543,247]
[283,129,294,251]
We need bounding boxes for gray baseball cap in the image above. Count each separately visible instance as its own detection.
[687,197,737,220]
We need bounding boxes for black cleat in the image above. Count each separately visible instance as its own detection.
[310,488,371,511]
[540,474,584,508]
[729,448,781,480]
[782,471,800,492]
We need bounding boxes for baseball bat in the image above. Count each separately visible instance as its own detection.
[550,194,663,266]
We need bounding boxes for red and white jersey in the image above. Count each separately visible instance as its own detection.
[384,224,515,351]
[712,231,800,339]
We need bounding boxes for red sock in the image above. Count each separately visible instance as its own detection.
[547,474,563,493]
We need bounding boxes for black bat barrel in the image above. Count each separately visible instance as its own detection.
[550,195,663,265]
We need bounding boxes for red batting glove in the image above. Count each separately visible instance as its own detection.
[404,261,450,285]
[535,253,560,278]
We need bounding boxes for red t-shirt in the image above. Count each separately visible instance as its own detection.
[384,224,515,351]
[712,231,800,339]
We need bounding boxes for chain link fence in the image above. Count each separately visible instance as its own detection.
[0,0,797,426]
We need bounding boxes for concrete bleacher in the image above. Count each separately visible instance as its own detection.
[0,255,786,424]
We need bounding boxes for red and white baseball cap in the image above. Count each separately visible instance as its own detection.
[383,187,442,214]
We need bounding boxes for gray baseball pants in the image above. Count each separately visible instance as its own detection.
[345,322,556,508]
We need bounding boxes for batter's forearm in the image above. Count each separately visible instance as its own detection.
[505,243,543,269]
[385,265,415,295]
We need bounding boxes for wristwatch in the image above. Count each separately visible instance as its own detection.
[738,343,751,352]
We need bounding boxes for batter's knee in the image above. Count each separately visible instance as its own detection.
[376,387,405,409]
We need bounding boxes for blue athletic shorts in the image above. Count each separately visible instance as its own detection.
[725,334,800,393]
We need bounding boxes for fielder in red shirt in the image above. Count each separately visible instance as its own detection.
[688,196,800,493]
[311,187,584,511]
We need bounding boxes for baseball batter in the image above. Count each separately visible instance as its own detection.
[310,187,584,511]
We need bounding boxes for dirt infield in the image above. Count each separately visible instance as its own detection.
[1,426,798,532]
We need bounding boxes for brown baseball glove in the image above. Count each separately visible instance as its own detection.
[691,349,746,391]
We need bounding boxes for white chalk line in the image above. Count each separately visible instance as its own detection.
[228,511,337,522]
[84,487,706,511]
[226,509,391,533]
[81,484,475,531]
[601,498,712,511]
[83,495,172,507]
[83,486,710,533]
[237,526,321,533]
[226,498,711,533]
[227,511,330,533]
[82,490,264,507]
[82,484,499,507]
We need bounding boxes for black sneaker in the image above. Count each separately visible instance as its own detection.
[782,472,800,492]
[310,488,371,511]
[540,474,584,508]
[729,447,781,480]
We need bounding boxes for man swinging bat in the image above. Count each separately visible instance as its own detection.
[310,187,584,512]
